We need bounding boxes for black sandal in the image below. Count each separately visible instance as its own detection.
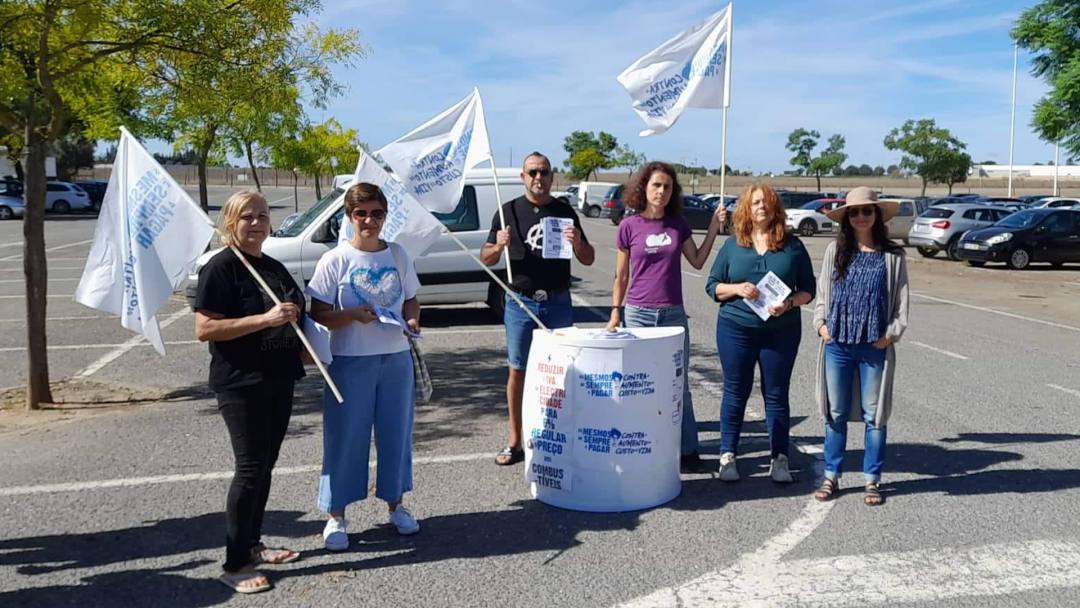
[814,478,839,502]
[864,483,884,506]
[494,446,524,466]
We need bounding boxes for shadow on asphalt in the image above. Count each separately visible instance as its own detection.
[0,511,321,608]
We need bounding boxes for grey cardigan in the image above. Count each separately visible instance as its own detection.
[811,241,910,426]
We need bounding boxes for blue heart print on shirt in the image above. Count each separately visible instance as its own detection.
[348,266,402,307]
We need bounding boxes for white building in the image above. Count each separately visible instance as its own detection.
[973,164,1080,178]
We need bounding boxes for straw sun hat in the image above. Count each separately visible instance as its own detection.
[824,186,899,223]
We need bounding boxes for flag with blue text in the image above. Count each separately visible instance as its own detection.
[337,149,445,259]
[74,127,215,354]
[375,88,492,213]
[618,4,732,136]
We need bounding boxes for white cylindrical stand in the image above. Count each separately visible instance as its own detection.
[521,326,685,512]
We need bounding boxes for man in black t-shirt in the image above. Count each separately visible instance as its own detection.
[481,152,595,466]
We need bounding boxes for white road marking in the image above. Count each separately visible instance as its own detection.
[0,315,112,324]
[0,340,201,353]
[0,277,79,283]
[424,328,505,335]
[0,242,23,249]
[71,308,193,379]
[0,239,94,261]
[265,194,295,205]
[912,292,1080,334]
[0,294,75,299]
[909,340,969,360]
[1048,384,1080,399]
[620,540,1080,607]
[0,452,491,497]
[0,266,81,271]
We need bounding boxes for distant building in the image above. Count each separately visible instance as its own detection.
[0,146,58,179]
[972,164,1080,178]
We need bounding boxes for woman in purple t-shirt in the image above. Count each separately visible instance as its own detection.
[606,161,726,473]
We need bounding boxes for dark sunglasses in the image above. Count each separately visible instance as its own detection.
[846,206,877,218]
[351,209,386,220]
[526,168,552,178]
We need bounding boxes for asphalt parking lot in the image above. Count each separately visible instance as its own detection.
[2,188,1080,607]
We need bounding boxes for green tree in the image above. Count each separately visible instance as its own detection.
[886,164,901,176]
[843,165,860,177]
[1014,2,1080,155]
[930,148,972,194]
[857,164,873,176]
[883,118,969,196]
[873,165,886,176]
[274,119,362,199]
[785,128,846,190]
[562,130,619,178]
[567,148,608,180]
[612,144,645,175]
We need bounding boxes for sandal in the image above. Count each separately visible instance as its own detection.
[218,567,271,594]
[864,483,884,506]
[814,477,839,502]
[494,446,524,466]
[251,543,301,565]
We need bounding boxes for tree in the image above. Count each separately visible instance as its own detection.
[1014,2,1080,158]
[873,165,886,176]
[843,165,860,176]
[785,128,846,190]
[858,164,873,176]
[612,144,645,176]
[562,130,619,178]
[883,118,969,196]
[931,148,972,194]
[273,119,362,199]
[886,164,901,176]
[832,166,844,177]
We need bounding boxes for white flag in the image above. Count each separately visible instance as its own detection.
[337,149,445,260]
[617,4,733,137]
[375,88,492,213]
[74,127,215,354]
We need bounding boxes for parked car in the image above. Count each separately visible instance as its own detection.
[184,168,524,315]
[616,194,717,229]
[785,198,841,236]
[776,190,826,209]
[76,179,108,211]
[878,198,917,242]
[1019,194,1051,205]
[0,192,24,220]
[577,181,620,218]
[956,208,1080,269]
[44,181,92,213]
[907,204,1012,260]
[1031,196,1080,209]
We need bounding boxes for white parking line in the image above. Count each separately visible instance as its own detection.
[0,315,112,324]
[72,308,193,379]
[0,238,94,261]
[0,277,79,283]
[425,328,504,335]
[909,340,969,360]
[0,339,201,353]
[0,451,490,497]
[0,294,74,299]
[0,266,81,271]
[0,242,23,249]
[912,292,1080,334]
[1048,384,1080,399]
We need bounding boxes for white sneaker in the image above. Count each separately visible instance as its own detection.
[719,452,740,482]
[323,517,349,552]
[770,454,794,483]
[389,505,420,535]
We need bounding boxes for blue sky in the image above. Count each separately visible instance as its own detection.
[307,0,1054,173]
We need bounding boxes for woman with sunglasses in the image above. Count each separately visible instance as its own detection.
[812,187,909,506]
[606,161,725,473]
[306,182,422,551]
[705,183,816,483]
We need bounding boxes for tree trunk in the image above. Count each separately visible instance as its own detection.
[921,176,928,197]
[244,140,261,192]
[197,153,209,212]
[948,182,954,195]
[24,116,53,409]
[815,172,822,191]
[313,171,322,199]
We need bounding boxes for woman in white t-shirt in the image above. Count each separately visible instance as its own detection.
[306,182,422,552]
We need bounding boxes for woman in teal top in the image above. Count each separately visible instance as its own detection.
[705,184,815,483]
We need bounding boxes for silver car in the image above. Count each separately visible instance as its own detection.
[908,203,1013,260]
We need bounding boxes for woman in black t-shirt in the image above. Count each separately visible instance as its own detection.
[194,191,306,594]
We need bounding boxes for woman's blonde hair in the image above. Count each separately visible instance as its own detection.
[732,183,787,251]
[218,190,267,247]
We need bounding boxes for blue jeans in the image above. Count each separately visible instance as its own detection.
[503,290,574,370]
[715,316,801,458]
[823,341,887,484]
[319,351,415,512]
[624,304,699,455]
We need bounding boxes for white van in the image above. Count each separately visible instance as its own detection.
[577,181,620,218]
[185,168,525,314]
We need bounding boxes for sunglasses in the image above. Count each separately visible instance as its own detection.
[526,168,552,178]
[351,209,386,220]
[846,206,877,218]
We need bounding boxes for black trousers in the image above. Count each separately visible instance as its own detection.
[217,378,295,572]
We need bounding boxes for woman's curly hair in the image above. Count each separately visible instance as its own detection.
[623,161,683,218]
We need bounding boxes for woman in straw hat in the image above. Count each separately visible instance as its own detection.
[194,191,305,593]
[811,186,909,506]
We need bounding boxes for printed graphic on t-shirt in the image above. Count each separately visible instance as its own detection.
[347,265,402,307]
[525,223,545,252]
[644,231,673,253]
